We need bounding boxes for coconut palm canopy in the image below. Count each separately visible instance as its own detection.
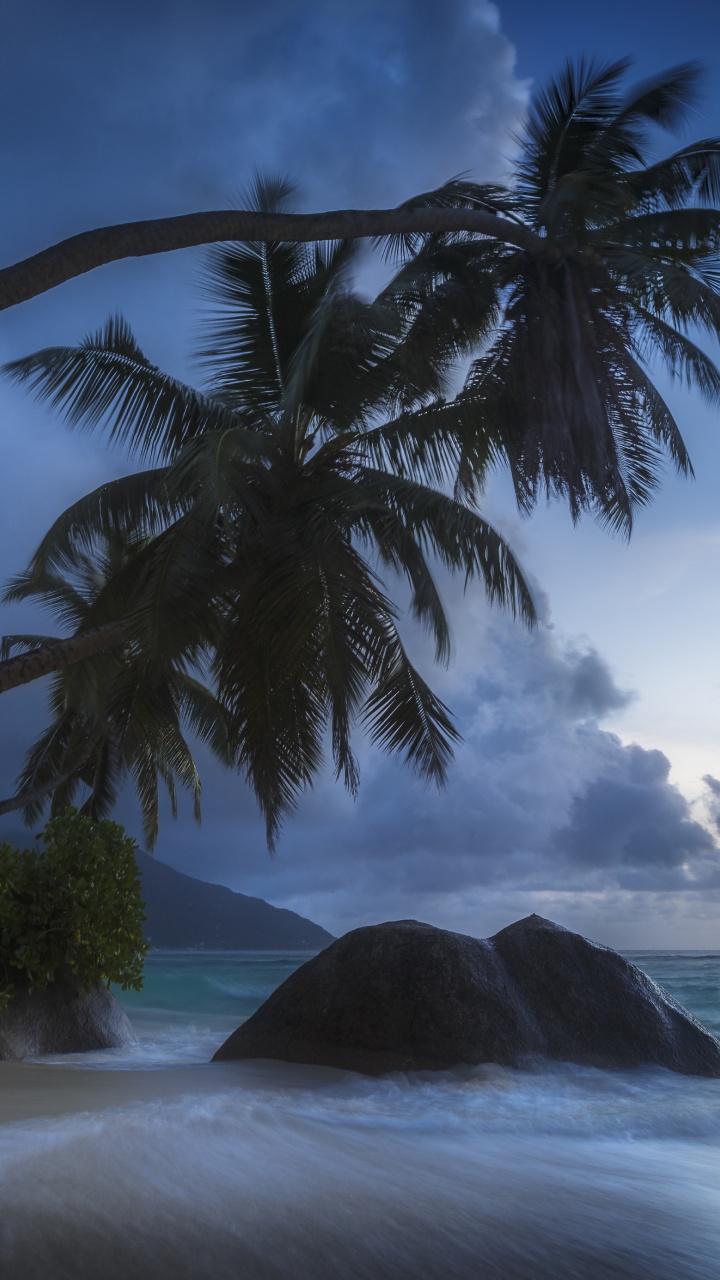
[1,177,535,846]
[0,530,233,847]
[3,59,720,845]
[388,57,720,530]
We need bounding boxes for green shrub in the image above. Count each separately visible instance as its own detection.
[0,808,148,1010]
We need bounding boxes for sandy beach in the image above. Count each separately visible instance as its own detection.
[1,953,719,1278]
[0,1056,346,1123]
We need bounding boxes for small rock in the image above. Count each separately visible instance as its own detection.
[0,973,137,1060]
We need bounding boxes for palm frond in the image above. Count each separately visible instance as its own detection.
[357,468,536,626]
[1,630,69,658]
[634,307,720,405]
[374,175,522,260]
[178,674,234,766]
[197,179,361,418]
[8,700,102,825]
[586,63,701,179]
[364,512,452,665]
[598,207,720,260]
[3,316,240,463]
[77,735,124,824]
[623,139,720,208]
[362,627,460,785]
[354,389,503,491]
[14,469,176,580]
[603,247,720,330]
[516,57,631,211]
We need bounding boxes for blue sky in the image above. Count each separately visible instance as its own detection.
[1,0,720,947]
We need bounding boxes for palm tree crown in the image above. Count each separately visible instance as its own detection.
[2,530,231,847]
[4,178,534,846]
[8,60,717,845]
[390,58,720,530]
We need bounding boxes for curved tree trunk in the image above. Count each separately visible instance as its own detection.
[0,621,129,695]
[0,741,97,816]
[0,206,553,312]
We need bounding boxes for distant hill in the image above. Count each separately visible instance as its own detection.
[135,851,335,951]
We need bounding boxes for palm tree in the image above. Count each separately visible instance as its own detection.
[4,59,718,839]
[0,529,232,846]
[2,179,534,845]
[384,58,720,531]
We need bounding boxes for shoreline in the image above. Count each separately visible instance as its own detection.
[0,1056,353,1125]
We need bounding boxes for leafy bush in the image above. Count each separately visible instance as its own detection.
[0,808,148,1010]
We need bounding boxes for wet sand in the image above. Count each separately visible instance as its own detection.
[2,1056,720,1279]
[0,1056,352,1124]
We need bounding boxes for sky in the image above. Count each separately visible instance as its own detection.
[1,0,720,948]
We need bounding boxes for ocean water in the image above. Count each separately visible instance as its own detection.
[0,948,718,1279]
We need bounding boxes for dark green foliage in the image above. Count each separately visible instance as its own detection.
[9,60,714,847]
[0,809,147,1010]
[1,530,232,848]
[3,181,535,849]
[389,59,720,532]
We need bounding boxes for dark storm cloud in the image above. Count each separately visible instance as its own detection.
[564,650,633,718]
[702,774,720,832]
[1,0,526,264]
[555,747,720,889]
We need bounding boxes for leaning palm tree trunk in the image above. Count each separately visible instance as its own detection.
[0,621,128,694]
[0,744,96,815]
[0,206,549,312]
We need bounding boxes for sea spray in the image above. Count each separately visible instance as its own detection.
[1,1065,720,1279]
[0,949,718,1279]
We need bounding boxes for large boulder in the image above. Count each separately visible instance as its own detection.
[212,915,720,1076]
[0,973,137,1061]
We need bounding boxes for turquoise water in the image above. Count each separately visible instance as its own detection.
[625,952,720,1038]
[101,947,720,1066]
[1,948,719,1279]
[47,946,713,1068]
[105,950,313,1065]
[113,947,720,1062]
[123,950,310,1019]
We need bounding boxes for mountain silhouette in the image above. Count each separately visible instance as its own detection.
[136,851,334,950]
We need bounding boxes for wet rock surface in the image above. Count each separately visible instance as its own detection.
[0,974,137,1060]
[213,914,720,1076]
